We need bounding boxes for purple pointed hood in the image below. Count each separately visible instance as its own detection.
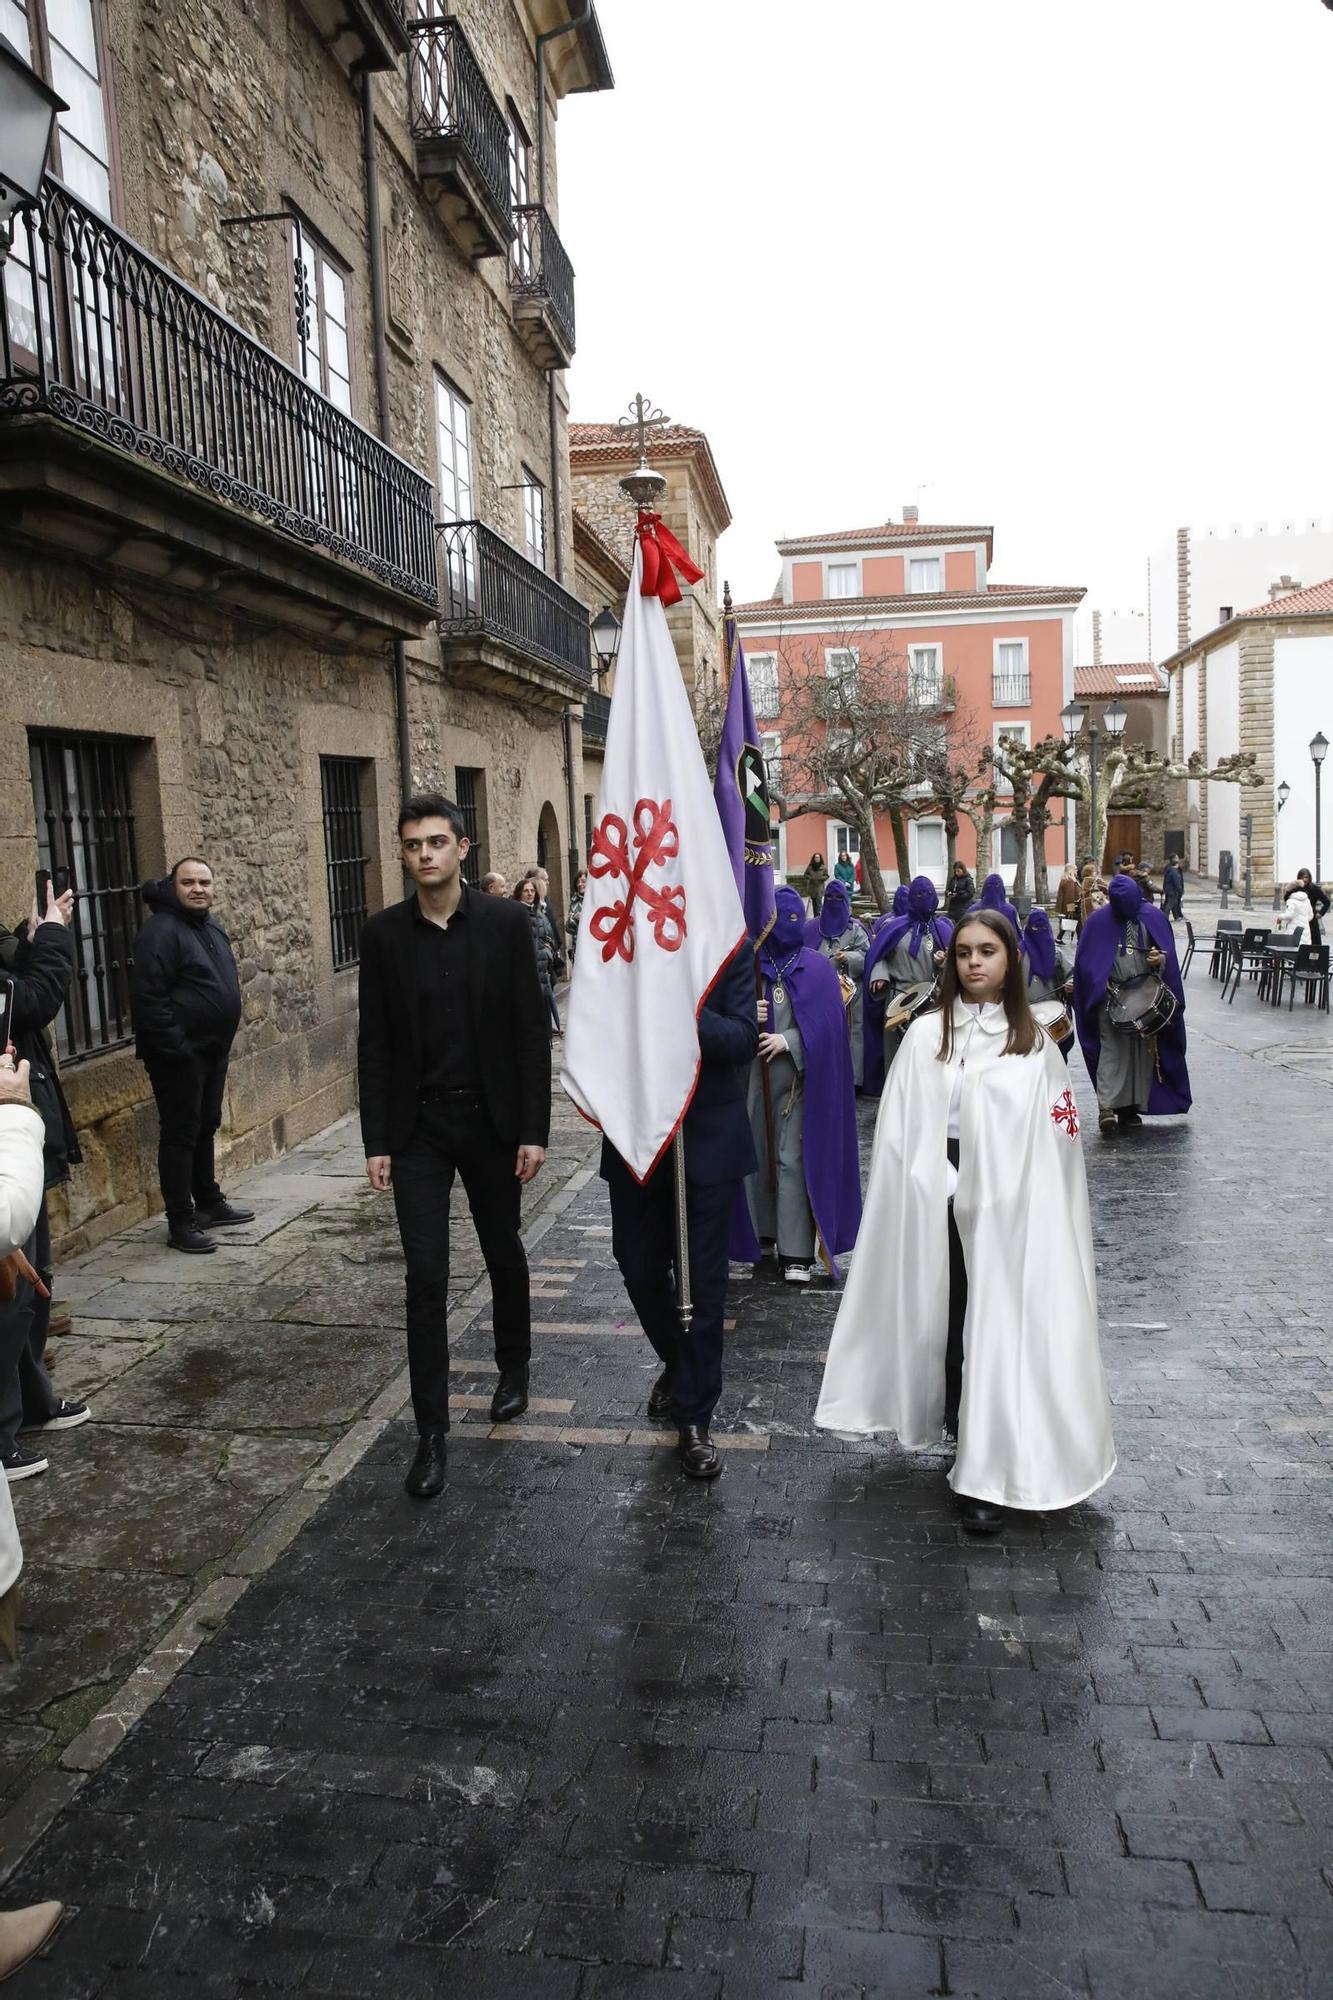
[1021,907,1057,985]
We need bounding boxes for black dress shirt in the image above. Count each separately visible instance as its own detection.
[414,888,479,1091]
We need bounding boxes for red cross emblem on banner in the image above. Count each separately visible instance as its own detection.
[588,798,688,963]
[1051,1088,1080,1138]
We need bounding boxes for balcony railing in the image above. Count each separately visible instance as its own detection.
[0,179,437,606]
[581,688,610,744]
[510,204,576,360]
[437,519,592,684]
[908,671,957,712]
[409,14,512,241]
[992,673,1031,706]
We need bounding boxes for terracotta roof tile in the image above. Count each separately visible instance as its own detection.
[732,583,1085,620]
[777,521,993,554]
[1236,577,1333,619]
[1075,663,1167,697]
[568,422,731,531]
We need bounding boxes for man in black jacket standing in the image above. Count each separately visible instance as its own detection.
[0,883,90,1480]
[130,858,252,1254]
[602,944,759,1480]
[358,794,551,1500]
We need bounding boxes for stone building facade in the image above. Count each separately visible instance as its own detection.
[570,506,630,849]
[0,0,612,1249]
[1072,662,1182,871]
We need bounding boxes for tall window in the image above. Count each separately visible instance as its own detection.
[761,731,783,796]
[508,103,533,277]
[292,221,352,415]
[455,767,483,887]
[908,557,942,594]
[434,375,473,524]
[749,652,779,719]
[4,0,115,218]
[521,467,546,568]
[992,638,1030,704]
[28,730,141,1062]
[909,643,942,707]
[320,758,369,970]
[827,562,858,598]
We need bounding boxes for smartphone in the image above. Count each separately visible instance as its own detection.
[0,975,14,1056]
[34,865,73,911]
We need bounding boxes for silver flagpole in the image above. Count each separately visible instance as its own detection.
[671,1129,692,1344]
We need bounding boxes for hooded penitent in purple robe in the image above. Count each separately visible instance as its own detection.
[1073,873,1191,1115]
[1020,906,1057,986]
[804,876,854,948]
[861,876,953,1097]
[732,888,862,1273]
[972,872,1019,937]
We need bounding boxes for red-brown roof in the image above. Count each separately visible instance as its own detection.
[569,422,731,531]
[777,521,993,556]
[1235,577,1333,619]
[733,583,1085,621]
[1074,663,1167,697]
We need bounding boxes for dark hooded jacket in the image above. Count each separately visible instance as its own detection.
[0,918,81,1187]
[130,877,242,1062]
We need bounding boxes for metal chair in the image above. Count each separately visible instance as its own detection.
[1224,929,1272,1004]
[1278,943,1330,1013]
[1207,918,1242,980]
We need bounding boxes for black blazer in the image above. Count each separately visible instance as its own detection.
[600,942,759,1188]
[357,890,551,1155]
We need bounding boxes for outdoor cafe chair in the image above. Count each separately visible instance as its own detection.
[1276,942,1330,1013]
[1206,918,1243,980]
[1224,928,1272,1004]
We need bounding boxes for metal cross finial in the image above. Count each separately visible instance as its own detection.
[617,392,670,468]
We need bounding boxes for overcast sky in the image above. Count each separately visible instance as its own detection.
[560,0,1333,621]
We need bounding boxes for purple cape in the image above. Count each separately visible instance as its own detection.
[1072,882,1190,1114]
[732,944,863,1274]
[1021,908,1057,985]
[806,877,853,947]
[861,877,953,1097]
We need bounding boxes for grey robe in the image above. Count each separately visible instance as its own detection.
[1095,925,1153,1112]
[871,935,939,1073]
[745,985,816,1261]
[813,919,869,1087]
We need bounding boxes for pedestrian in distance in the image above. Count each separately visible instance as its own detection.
[1280,883,1316,946]
[740,888,861,1285]
[804,877,870,1088]
[129,858,253,1255]
[1161,854,1185,923]
[945,861,976,924]
[602,943,759,1480]
[1073,871,1190,1136]
[1285,868,1328,947]
[801,850,828,917]
[834,850,856,889]
[1077,862,1106,931]
[358,794,550,1500]
[515,877,560,1034]
[528,868,565,1034]
[480,871,508,896]
[815,909,1116,1535]
[566,868,588,966]
[1054,863,1082,926]
[0,882,91,1481]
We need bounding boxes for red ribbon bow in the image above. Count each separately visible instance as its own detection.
[637,513,704,607]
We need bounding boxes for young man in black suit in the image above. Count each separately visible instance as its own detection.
[601,943,759,1479]
[358,795,551,1498]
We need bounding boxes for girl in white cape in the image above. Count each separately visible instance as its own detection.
[815,910,1115,1532]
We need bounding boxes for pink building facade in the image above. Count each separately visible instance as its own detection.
[732,514,1085,891]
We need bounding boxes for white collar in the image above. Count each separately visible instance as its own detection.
[951,998,1009,1034]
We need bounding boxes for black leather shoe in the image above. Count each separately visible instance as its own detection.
[959,1496,1005,1534]
[647,1369,673,1422]
[168,1225,218,1254]
[677,1422,721,1480]
[405,1431,447,1499]
[489,1367,529,1424]
[199,1199,256,1227]
[1116,1109,1143,1128]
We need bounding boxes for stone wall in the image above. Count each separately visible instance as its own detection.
[572,459,723,700]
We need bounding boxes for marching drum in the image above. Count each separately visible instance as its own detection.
[882,977,941,1033]
[1032,997,1074,1046]
[1106,972,1177,1039]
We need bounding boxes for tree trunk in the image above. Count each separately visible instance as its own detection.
[942,800,959,873]
[1030,799,1051,905]
[1010,812,1030,905]
[974,794,995,876]
[887,806,910,883]
[857,806,890,911]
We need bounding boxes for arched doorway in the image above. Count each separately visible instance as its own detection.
[537,800,564,930]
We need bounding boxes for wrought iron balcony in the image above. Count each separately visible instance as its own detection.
[437,519,592,690]
[409,15,513,261]
[509,205,576,368]
[0,179,437,631]
[296,0,410,74]
[908,671,957,713]
[992,673,1032,706]
[581,688,610,745]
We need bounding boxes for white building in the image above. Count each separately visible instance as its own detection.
[1150,519,1333,658]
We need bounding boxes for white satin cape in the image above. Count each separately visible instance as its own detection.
[814,1002,1116,1511]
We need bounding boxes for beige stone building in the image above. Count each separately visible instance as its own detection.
[1072,663,1182,870]
[0,0,612,1248]
[570,505,630,845]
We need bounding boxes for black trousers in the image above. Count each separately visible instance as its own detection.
[1164,892,1184,921]
[143,1049,230,1227]
[392,1091,530,1435]
[605,1151,735,1428]
[0,1195,59,1452]
[944,1140,966,1436]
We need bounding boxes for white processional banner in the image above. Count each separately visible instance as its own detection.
[561,542,746,1181]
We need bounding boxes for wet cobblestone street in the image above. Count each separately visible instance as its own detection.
[4,990,1332,1999]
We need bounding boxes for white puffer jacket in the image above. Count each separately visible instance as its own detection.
[0,1101,47,1598]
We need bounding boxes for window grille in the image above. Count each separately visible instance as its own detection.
[320,757,369,969]
[455,767,482,887]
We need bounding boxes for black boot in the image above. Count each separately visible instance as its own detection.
[646,1369,673,1422]
[405,1430,448,1499]
[677,1422,721,1480]
[198,1198,256,1227]
[959,1495,1005,1534]
[490,1366,529,1424]
[168,1223,218,1254]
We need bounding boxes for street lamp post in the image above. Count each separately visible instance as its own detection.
[1312,732,1328,886]
[1061,698,1127,871]
[1274,781,1291,908]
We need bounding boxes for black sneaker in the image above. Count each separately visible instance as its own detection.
[2,1444,49,1481]
[198,1200,255,1228]
[27,1400,91,1433]
[168,1224,218,1254]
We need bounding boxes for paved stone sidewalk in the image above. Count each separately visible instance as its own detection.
[4,1003,1333,1997]
[0,1072,600,1822]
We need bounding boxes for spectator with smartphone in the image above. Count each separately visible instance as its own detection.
[130,858,253,1254]
[0,881,90,1483]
